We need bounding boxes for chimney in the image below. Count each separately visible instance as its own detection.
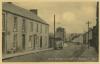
[7,2,12,4]
[30,9,38,15]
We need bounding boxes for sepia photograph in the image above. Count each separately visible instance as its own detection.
[2,0,99,62]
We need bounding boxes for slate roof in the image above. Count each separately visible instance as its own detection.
[2,2,49,25]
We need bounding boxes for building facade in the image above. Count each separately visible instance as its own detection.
[49,33,54,48]
[2,2,49,55]
[72,34,83,44]
[55,27,66,42]
[83,2,99,53]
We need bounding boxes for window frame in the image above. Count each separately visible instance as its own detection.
[2,13,6,31]
[30,22,33,32]
[13,34,17,48]
[22,19,26,32]
[37,23,38,32]
[13,16,18,32]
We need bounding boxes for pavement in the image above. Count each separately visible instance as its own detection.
[2,48,53,60]
[79,46,98,62]
[2,43,68,60]
[69,44,98,62]
[2,43,98,62]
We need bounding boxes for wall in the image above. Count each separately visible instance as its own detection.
[2,11,49,54]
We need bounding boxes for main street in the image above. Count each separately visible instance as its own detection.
[3,43,98,62]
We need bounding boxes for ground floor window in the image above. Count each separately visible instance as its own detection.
[45,36,47,46]
[29,35,32,48]
[33,34,38,49]
[13,34,17,51]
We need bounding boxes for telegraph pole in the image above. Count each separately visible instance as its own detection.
[96,1,99,52]
[96,2,99,27]
[54,14,56,49]
[96,1,99,38]
[86,21,91,49]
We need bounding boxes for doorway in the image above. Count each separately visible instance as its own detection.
[22,34,25,50]
[2,32,6,54]
[40,36,42,48]
[33,35,37,49]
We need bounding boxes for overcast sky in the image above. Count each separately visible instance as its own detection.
[13,1,97,33]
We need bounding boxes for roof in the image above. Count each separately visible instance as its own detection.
[2,2,49,25]
[56,27,65,32]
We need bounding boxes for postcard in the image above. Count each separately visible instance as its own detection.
[1,0,99,64]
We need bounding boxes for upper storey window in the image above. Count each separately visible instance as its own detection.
[13,16,18,32]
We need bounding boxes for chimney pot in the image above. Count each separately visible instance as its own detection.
[7,2,12,4]
[30,9,38,15]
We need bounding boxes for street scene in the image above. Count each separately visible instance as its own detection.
[3,43,98,62]
[2,1,99,62]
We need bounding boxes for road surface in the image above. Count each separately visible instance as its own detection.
[3,43,98,62]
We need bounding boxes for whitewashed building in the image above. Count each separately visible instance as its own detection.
[55,27,66,42]
[2,2,49,55]
[72,34,83,44]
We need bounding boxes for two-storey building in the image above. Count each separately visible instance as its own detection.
[2,2,49,55]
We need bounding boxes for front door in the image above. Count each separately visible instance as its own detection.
[22,34,25,50]
[33,35,36,49]
[2,32,6,54]
[40,36,42,48]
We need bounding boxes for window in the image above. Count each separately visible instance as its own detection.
[45,36,47,46]
[30,22,33,32]
[2,13,5,31]
[2,13,6,53]
[46,26,49,34]
[14,16,18,32]
[45,26,48,33]
[38,23,40,33]
[37,24,38,32]
[13,34,17,48]
[40,24,42,33]
[45,26,46,33]
[29,35,32,48]
[22,19,26,32]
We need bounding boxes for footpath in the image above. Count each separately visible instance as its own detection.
[2,48,53,60]
[69,44,98,62]
[79,46,98,62]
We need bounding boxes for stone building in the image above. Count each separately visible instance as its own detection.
[83,29,93,45]
[55,27,66,42]
[48,27,66,48]
[83,2,99,53]
[72,34,83,44]
[2,2,49,55]
[49,33,54,48]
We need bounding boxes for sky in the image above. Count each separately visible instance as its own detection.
[13,1,97,33]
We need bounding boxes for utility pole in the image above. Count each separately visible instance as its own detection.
[96,1,99,38]
[96,1,99,52]
[96,2,99,27]
[54,14,56,49]
[86,21,91,49]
